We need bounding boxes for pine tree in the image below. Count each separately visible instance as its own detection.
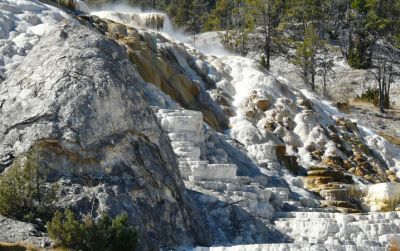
[317,46,335,96]
[186,0,208,45]
[222,0,254,56]
[0,148,56,223]
[205,0,234,31]
[293,24,323,91]
[246,0,286,69]
[48,210,138,251]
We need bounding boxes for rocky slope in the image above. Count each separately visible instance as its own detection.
[1,1,400,250]
[0,3,208,249]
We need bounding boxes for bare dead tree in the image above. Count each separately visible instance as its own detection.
[370,44,400,113]
[317,46,335,96]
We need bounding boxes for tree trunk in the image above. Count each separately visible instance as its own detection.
[379,80,385,113]
[311,73,315,91]
[265,44,271,70]
[379,93,385,113]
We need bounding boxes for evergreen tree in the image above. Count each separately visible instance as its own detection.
[48,209,138,251]
[186,0,208,45]
[293,25,323,91]
[317,46,335,96]
[284,0,327,35]
[246,0,286,69]
[205,0,234,31]
[172,0,193,27]
[0,148,56,223]
[222,0,254,56]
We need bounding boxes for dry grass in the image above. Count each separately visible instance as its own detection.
[350,99,376,108]
[0,242,73,251]
[378,132,400,147]
[0,242,39,251]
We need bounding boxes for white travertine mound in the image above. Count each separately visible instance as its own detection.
[365,183,400,211]
[0,0,74,82]
[194,244,386,251]
[195,211,400,250]
[2,3,400,250]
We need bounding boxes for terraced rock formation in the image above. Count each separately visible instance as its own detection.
[1,1,400,250]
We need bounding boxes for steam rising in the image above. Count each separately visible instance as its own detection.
[86,2,232,57]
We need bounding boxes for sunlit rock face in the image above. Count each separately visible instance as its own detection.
[81,15,230,131]
[0,0,76,84]
[77,10,399,250]
[2,2,400,250]
[0,22,209,250]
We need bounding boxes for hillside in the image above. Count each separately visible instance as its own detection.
[0,1,400,251]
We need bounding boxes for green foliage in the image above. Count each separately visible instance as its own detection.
[355,87,389,108]
[0,149,56,223]
[245,0,286,69]
[292,25,322,89]
[220,0,255,56]
[204,0,233,31]
[347,39,372,69]
[347,0,400,67]
[185,0,208,41]
[260,55,267,68]
[284,0,328,33]
[47,209,138,251]
[91,0,399,75]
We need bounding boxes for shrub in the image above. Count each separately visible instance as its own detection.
[0,149,56,223]
[347,39,372,69]
[47,209,138,251]
[354,87,390,108]
[260,56,267,68]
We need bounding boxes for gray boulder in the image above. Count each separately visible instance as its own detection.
[0,22,208,249]
[0,215,50,247]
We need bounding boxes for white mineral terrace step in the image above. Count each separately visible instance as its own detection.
[275,211,400,219]
[178,159,209,166]
[247,143,278,161]
[171,141,196,148]
[190,164,238,181]
[157,108,202,117]
[265,187,290,201]
[174,147,201,159]
[168,132,203,144]
[272,211,400,248]
[193,180,272,201]
[161,117,203,132]
[158,109,242,183]
[193,243,386,251]
[179,160,209,178]
[158,110,203,131]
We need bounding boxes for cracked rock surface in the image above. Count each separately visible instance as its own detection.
[0,22,208,250]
